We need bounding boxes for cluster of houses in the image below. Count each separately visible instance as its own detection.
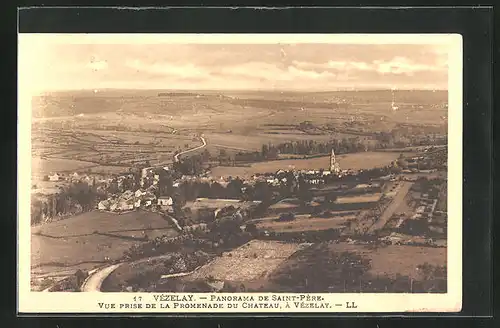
[248,167,353,188]
[97,186,173,213]
[45,172,108,184]
[140,167,164,188]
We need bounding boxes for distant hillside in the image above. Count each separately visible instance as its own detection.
[31,89,448,118]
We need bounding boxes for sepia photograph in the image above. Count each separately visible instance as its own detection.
[18,34,462,313]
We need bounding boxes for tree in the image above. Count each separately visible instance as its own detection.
[226,178,243,199]
[245,223,258,235]
[218,149,228,165]
[261,144,269,159]
[201,149,211,162]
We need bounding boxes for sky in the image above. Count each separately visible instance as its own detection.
[19,35,452,93]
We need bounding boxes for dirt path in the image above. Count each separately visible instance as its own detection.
[174,136,207,162]
[368,182,413,233]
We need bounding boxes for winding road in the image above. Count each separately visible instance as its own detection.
[174,136,207,162]
[79,261,202,292]
[80,264,123,292]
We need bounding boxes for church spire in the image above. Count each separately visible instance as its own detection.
[330,148,340,174]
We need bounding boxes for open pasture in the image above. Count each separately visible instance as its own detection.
[325,242,445,279]
[31,210,179,275]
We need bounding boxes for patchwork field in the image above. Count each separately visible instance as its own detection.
[30,89,446,176]
[31,126,200,172]
[31,210,179,275]
[186,240,310,282]
[210,151,400,179]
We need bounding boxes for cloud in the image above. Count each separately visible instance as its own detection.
[218,61,335,82]
[294,56,446,77]
[374,56,446,75]
[125,59,211,80]
[22,41,451,91]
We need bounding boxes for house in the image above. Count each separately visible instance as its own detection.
[121,190,135,200]
[143,191,156,201]
[97,200,109,210]
[158,197,173,206]
[145,200,152,207]
[134,199,141,208]
[48,173,60,182]
[117,199,135,211]
[135,189,145,198]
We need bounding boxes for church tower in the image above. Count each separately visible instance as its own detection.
[330,148,341,174]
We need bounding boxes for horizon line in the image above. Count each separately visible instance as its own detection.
[38,87,449,94]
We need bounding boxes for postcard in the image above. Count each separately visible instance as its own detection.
[18,33,462,313]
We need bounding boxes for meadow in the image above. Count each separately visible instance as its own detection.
[31,210,179,275]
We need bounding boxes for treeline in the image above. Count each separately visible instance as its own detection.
[31,182,106,225]
[171,131,447,174]
[231,134,446,165]
[173,150,211,176]
[171,178,246,205]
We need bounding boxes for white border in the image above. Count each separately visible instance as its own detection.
[17,33,463,314]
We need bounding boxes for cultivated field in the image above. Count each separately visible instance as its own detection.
[32,157,97,175]
[336,193,383,204]
[186,240,310,282]
[210,152,400,179]
[31,210,179,275]
[255,214,352,233]
[31,89,446,175]
[185,199,258,211]
[31,126,199,172]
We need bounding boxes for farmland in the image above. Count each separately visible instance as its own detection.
[31,210,178,276]
[30,89,447,175]
[185,240,310,282]
[254,214,352,233]
[28,88,449,293]
[209,152,400,179]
